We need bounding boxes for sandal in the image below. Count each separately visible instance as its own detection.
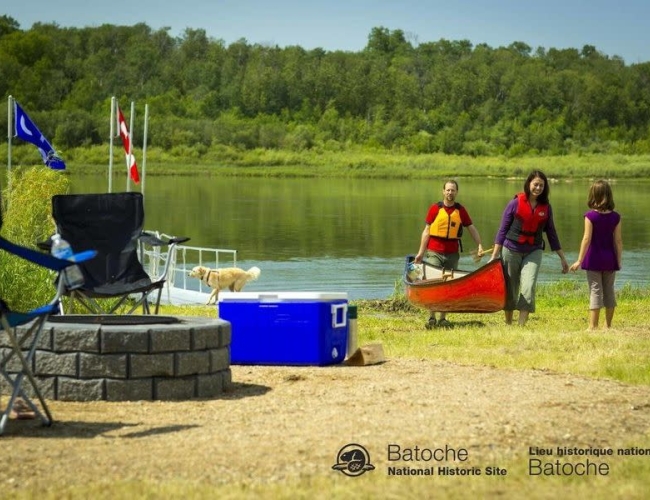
[437,319,452,328]
[9,398,36,420]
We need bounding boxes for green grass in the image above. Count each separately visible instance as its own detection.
[33,466,650,500]
[159,281,650,387]
[353,282,650,385]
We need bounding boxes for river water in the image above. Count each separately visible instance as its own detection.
[71,174,649,300]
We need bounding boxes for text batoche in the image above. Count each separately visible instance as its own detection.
[387,444,469,462]
[529,459,610,476]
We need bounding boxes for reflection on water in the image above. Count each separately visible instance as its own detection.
[72,174,649,299]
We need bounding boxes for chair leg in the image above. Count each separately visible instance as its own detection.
[0,321,53,435]
[153,287,164,315]
[142,294,150,314]
[66,292,102,315]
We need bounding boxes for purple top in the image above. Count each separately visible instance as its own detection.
[581,210,621,271]
[494,197,563,253]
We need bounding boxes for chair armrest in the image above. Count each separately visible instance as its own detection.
[139,231,190,247]
[37,240,95,263]
[71,250,97,263]
[169,236,190,245]
[0,237,95,272]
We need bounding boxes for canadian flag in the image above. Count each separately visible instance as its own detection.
[117,106,140,184]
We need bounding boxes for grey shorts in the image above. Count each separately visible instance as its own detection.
[425,250,460,270]
[586,270,617,309]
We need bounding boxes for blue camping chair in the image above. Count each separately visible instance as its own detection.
[0,229,95,435]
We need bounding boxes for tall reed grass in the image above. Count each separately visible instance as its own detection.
[0,166,69,310]
[5,143,650,180]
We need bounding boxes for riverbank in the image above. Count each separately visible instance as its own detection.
[5,144,650,180]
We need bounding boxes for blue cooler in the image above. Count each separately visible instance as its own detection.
[218,292,349,365]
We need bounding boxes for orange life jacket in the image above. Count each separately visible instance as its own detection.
[429,202,464,240]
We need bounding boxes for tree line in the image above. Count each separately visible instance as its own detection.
[2,15,650,157]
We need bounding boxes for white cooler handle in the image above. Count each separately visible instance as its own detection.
[331,303,348,328]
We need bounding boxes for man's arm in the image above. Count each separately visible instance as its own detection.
[466,224,483,255]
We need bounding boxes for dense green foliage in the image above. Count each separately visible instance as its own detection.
[2,16,650,158]
[0,167,69,309]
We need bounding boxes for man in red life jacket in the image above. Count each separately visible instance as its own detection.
[414,180,484,329]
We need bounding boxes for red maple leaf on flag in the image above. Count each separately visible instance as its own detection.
[117,106,140,184]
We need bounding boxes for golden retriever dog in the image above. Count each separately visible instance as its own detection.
[188,265,261,305]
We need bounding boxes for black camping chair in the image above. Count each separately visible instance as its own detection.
[50,192,189,315]
[1,206,96,435]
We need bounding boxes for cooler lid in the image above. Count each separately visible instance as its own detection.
[218,291,348,302]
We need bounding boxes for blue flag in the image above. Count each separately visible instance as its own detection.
[14,101,66,170]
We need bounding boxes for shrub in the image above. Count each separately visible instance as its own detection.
[0,167,69,310]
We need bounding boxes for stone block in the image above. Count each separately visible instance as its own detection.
[191,324,221,350]
[37,326,54,350]
[57,377,104,401]
[1,326,52,351]
[35,376,56,399]
[222,368,232,390]
[129,353,174,378]
[1,347,32,373]
[0,375,56,400]
[196,372,224,398]
[210,347,230,372]
[100,328,149,354]
[52,326,100,353]
[219,323,232,347]
[175,350,210,376]
[154,376,196,400]
[79,353,128,378]
[105,378,153,401]
[149,326,191,352]
[34,351,78,377]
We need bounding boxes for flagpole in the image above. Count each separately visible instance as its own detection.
[142,103,149,201]
[7,95,12,193]
[126,101,135,193]
[109,97,115,193]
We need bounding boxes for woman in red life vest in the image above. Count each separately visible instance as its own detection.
[489,171,569,326]
[415,179,484,329]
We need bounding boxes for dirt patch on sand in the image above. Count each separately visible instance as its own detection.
[3,358,650,491]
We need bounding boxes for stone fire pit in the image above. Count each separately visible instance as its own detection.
[3,315,231,401]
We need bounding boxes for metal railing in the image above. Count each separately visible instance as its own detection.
[140,231,237,304]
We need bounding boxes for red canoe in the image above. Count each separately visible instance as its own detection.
[404,256,506,313]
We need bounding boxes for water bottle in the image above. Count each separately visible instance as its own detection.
[51,233,85,290]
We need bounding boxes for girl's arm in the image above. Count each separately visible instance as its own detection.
[569,217,593,272]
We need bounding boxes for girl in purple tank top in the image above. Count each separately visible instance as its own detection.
[569,180,623,330]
